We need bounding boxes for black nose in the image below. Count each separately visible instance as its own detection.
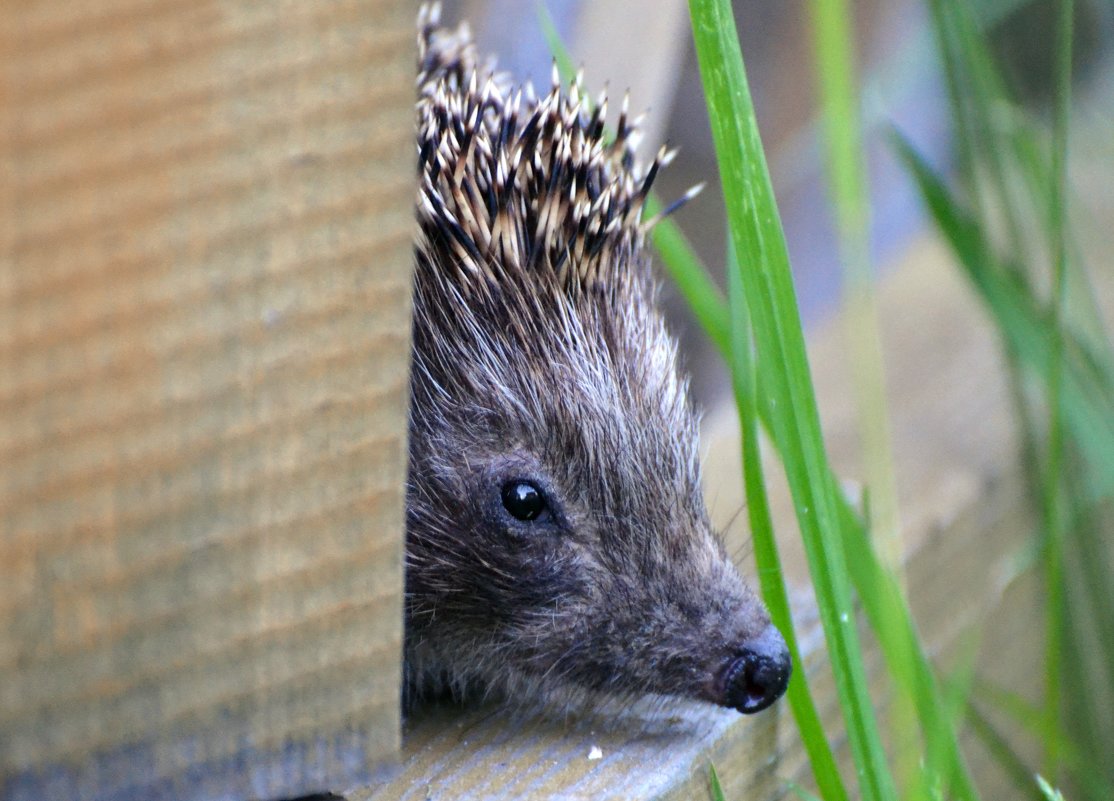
[724,624,792,714]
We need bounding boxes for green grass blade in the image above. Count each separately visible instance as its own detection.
[892,132,1114,500]
[805,3,921,794]
[807,0,869,259]
[708,762,727,801]
[970,677,1114,801]
[787,781,826,801]
[687,1,895,798]
[927,0,1029,263]
[648,83,982,801]
[1041,0,1073,779]
[1036,775,1066,801]
[831,496,981,801]
[643,44,969,801]
[806,0,900,566]
[666,202,981,801]
[727,238,849,801]
[536,2,578,86]
[962,700,1046,801]
[647,197,732,357]
[1064,496,1114,710]
[1059,581,1109,797]
[644,42,981,801]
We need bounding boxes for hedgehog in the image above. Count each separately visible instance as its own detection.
[405,4,791,718]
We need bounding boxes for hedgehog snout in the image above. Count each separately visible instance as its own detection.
[719,623,792,714]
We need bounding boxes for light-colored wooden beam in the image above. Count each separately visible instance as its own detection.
[0,2,413,798]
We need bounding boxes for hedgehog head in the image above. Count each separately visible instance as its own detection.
[404,4,790,717]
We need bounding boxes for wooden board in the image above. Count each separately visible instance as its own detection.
[0,1,414,798]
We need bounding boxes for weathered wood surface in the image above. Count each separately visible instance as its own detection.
[0,1,414,798]
[351,234,1039,800]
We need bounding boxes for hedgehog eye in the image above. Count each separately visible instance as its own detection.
[501,480,546,521]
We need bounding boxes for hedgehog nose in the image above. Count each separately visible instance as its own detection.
[724,624,792,714]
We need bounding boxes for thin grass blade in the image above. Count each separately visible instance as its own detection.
[727,238,849,801]
[687,1,895,798]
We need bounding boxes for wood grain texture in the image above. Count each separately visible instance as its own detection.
[0,1,414,798]
[359,702,778,801]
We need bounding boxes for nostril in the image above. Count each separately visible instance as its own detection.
[723,624,792,714]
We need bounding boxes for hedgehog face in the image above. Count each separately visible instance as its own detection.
[404,5,790,717]
[405,270,789,715]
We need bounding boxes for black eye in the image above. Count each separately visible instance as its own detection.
[501,481,546,521]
